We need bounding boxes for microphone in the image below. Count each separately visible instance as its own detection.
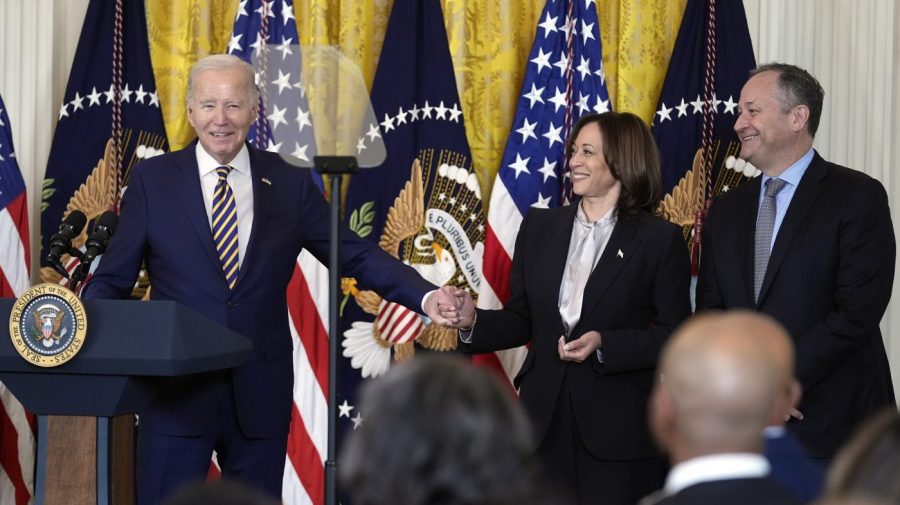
[46,210,87,278]
[81,211,119,265]
[69,211,119,292]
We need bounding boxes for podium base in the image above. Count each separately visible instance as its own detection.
[36,415,135,505]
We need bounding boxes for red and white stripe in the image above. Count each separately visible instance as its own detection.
[0,192,29,297]
[0,190,35,505]
[283,250,329,505]
[375,300,423,344]
[475,179,528,389]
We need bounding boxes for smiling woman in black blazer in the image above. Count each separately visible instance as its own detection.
[450,112,692,505]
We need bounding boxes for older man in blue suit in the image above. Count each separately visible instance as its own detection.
[83,54,457,505]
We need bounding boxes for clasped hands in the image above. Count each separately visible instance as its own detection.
[423,285,476,328]
[425,287,602,363]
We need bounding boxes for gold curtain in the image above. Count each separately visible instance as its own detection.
[599,0,686,124]
[146,0,238,150]
[145,0,685,201]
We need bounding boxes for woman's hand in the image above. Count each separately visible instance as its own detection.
[557,330,602,362]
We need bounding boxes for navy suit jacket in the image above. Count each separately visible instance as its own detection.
[765,429,824,502]
[460,204,692,459]
[697,151,896,457]
[83,142,436,438]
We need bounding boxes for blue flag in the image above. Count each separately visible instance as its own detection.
[338,0,486,446]
[41,0,168,278]
[653,0,756,212]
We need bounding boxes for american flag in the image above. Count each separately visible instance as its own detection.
[0,94,35,505]
[228,2,328,504]
[227,0,317,164]
[477,0,610,386]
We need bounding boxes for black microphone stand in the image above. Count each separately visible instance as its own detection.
[69,254,93,294]
[48,246,85,291]
[314,155,358,505]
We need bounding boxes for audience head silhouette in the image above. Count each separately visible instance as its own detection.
[651,311,791,461]
[161,480,279,505]
[340,354,542,505]
[825,409,900,504]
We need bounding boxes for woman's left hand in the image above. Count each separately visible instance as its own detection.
[557,330,602,363]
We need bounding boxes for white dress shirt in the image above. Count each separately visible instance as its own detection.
[664,453,771,495]
[196,143,254,268]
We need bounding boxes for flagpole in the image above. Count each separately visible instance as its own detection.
[314,155,358,505]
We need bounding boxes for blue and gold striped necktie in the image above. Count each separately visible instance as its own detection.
[212,165,240,289]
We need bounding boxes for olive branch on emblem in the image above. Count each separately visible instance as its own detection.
[348,201,375,238]
[41,178,56,213]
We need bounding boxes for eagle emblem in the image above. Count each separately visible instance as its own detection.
[342,156,485,378]
[41,137,158,299]
[31,305,67,348]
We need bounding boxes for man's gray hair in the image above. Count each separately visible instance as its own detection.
[186,54,260,104]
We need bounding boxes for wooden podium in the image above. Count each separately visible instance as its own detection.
[0,299,251,505]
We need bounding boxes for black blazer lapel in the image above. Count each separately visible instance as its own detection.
[544,205,578,337]
[174,145,223,278]
[758,153,828,304]
[579,218,639,324]
[236,147,275,288]
[738,177,762,306]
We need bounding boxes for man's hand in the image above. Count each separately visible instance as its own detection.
[451,289,476,329]
[557,330,602,363]
[424,285,464,326]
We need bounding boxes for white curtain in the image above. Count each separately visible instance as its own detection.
[3,0,900,393]
[0,0,89,266]
[745,0,900,396]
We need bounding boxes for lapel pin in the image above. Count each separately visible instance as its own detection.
[617,249,624,258]
[261,177,272,186]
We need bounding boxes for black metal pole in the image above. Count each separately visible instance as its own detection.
[314,156,357,505]
[325,171,340,505]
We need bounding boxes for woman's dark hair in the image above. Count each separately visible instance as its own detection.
[565,111,663,221]
[340,354,540,505]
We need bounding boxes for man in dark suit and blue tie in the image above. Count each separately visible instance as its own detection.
[696,63,896,461]
[82,54,458,505]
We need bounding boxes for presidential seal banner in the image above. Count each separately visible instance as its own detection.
[8,284,87,368]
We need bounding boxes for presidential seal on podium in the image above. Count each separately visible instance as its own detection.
[8,283,88,367]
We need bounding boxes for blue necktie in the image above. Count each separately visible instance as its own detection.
[212,166,240,289]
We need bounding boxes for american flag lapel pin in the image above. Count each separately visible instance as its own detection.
[261,177,272,186]
[617,249,624,258]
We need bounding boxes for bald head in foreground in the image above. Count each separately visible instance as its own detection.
[644,311,800,505]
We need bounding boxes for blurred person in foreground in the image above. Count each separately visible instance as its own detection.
[643,311,800,505]
[162,480,277,505]
[340,354,550,505]
[444,111,692,505]
[822,409,900,504]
